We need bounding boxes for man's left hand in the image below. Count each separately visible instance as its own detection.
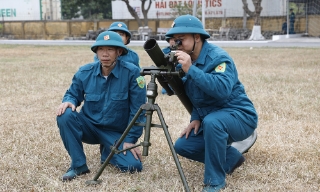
[123,142,142,160]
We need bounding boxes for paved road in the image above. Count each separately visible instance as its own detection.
[0,37,320,48]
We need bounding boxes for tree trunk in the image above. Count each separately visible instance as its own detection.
[242,0,264,40]
[249,25,265,40]
[122,0,142,26]
[122,0,152,27]
[252,0,262,25]
[141,0,152,26]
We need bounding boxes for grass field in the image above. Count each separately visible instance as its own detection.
[0,44,319,191]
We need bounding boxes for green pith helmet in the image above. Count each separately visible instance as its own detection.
[107,22,131,45]
[91,31,128,55]
[165,14,210,39]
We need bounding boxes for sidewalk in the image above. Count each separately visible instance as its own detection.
[1,34,319,48]
[272,34,320,43]
[275,37,320,43]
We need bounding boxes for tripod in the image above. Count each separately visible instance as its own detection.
[86,67,190,192]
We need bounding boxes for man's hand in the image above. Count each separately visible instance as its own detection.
[123,142,142,161]
[179,120,201,139]
[56,102,76,116]
[175,50,192,73]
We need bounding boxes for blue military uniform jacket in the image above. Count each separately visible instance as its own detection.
[94,48,140,68]
[62,60,146,143]
[183,41,258,128]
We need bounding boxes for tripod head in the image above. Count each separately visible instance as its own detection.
[140,66,184,104]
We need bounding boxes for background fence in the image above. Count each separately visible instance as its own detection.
[204,0,320,39]
[0,0,319,40]
[305,0,320,36]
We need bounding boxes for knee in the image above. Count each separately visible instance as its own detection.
[174,138,187,157]
[202,118,223,134]
[56,108,75,126]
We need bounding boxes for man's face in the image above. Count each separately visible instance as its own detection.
[172,34,195,53]
[168,38,175,46]
[96,46,121,67]
[114,30,129,45]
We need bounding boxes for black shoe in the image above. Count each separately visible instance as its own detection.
[227,155,245,175]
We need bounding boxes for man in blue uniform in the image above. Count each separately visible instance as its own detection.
[165,15,258,192]
[282,20,287,34]
[56,31,146,181]
[94,22,140,67]
[289,8,295,34]
[96,22,141,163]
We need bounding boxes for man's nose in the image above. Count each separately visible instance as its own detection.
[102,51,109,56]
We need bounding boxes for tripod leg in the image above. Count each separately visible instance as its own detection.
[155,105,190,192]
[86,107,144,185]
[141,105,153,156]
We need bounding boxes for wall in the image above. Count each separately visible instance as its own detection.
[3,21,91,39]
[1,16,319,40]
[307,15,320,37]
[0,0,41,21]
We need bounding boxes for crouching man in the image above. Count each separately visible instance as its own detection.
[56,31,146,181]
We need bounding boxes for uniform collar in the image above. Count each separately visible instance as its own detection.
[94,60,120,78]
[192,41,209,66]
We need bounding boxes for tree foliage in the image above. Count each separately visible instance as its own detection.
[171,3,201,18]
[242,0,263,25]
[61,0,80,19]
[61,0,112,20]
[61,0,153,26]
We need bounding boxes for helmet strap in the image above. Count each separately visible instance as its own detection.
[190,34,196,55]
[110,50,120,68]
[112,55,119,66]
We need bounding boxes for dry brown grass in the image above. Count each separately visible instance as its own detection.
[0,44,319,192]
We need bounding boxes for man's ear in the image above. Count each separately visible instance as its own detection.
[195,34,201,42]
[117,48,123,56]
[125,36,130,45]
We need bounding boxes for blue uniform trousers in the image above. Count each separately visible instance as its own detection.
[289,22,295,34]
[57,108,142,172]
[174,109,254,185]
